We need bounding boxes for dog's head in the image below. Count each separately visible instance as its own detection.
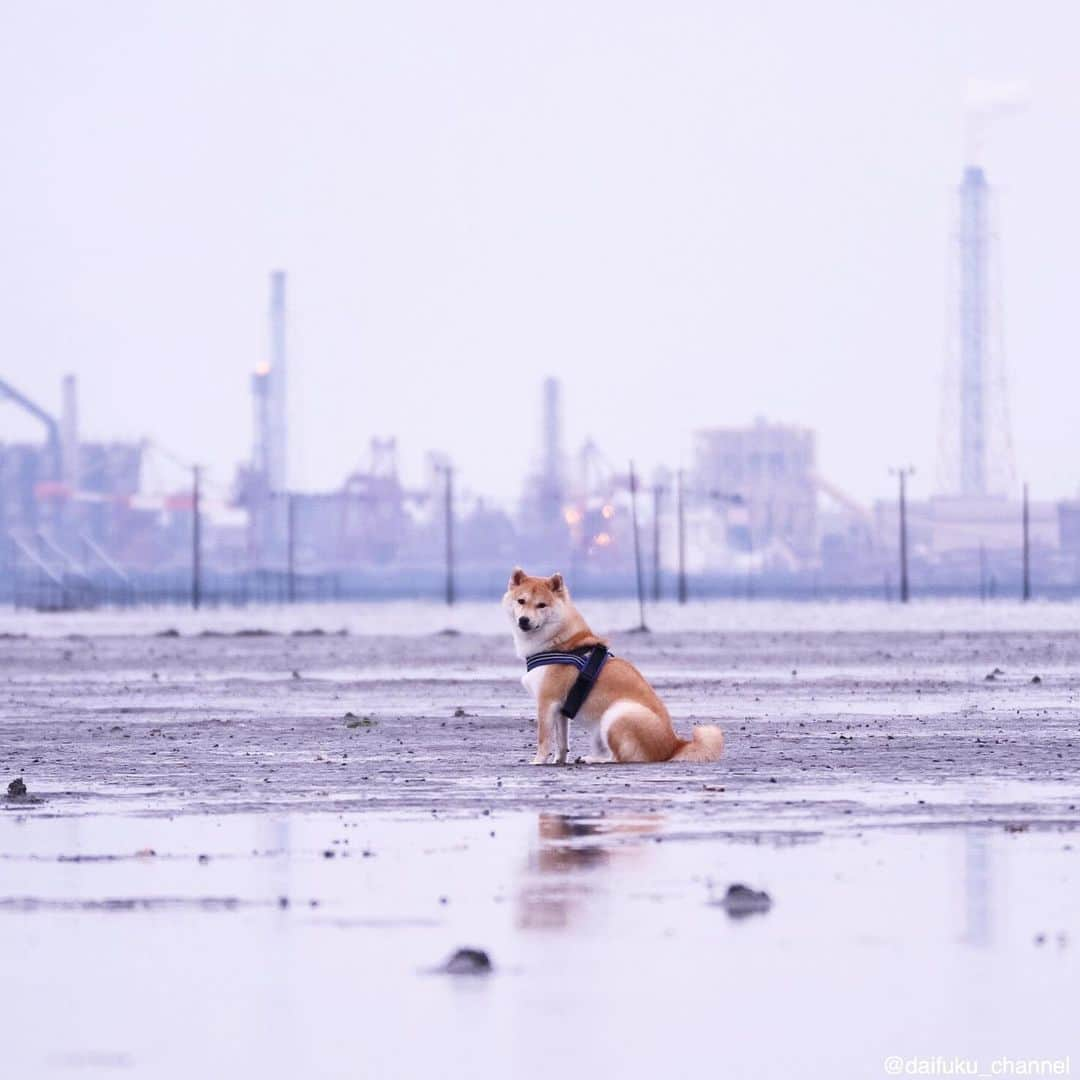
[503,567,571,651]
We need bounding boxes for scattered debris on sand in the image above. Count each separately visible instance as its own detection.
[3,776,45,806]
[1031,675,1042,684]
[437,947,493,975]
[713,883,773,918]
[345,713,376,728]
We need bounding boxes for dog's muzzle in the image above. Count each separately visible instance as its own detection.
[518,616,532,631]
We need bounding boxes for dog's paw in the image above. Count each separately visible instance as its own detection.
[529,756,549,766]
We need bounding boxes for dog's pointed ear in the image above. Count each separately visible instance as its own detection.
[509,567,527,589]
[547,572,565,594]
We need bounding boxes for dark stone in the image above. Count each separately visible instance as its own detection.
[439,948,492,975]
[7,777,27,797]
[715,883,772,918]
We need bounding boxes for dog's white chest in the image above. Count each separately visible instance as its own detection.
[521,667,548,700]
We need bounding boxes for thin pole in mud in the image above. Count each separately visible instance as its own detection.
[191,465,202,610]
[677,468,687,604]
[629,462,648,630]
[652,481,663,602]
[979,543,987,602]
[890,466,914,603]
[287,492,296,604]
[1022,482,1031,601]
[442,464,455,606]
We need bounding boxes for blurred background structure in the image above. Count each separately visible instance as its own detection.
[2,254,1079,607]
[3,7,1080,609]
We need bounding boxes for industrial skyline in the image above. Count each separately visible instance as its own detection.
[3,4,1079,510]
[3,120,1079,595]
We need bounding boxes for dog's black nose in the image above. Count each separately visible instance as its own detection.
[518,616,531,631]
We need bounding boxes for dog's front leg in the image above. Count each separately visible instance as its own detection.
[531,701,561,765]
[553,711,568,765]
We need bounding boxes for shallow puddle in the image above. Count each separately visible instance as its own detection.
[1,808,1076,1077]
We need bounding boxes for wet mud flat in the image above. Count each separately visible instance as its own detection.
[2,624,1079,1077]
[3,625,1080,820]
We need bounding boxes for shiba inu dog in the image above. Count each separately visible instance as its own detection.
[504,567,724,765]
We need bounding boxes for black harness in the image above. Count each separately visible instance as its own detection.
[526,644,611,719]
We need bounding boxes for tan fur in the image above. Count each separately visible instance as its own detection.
[503,567,724,765]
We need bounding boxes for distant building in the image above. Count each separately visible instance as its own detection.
[1,438,147,558]
[692,419,818,564]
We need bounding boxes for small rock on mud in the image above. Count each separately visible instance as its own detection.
[7,777,27,797]
[438,948,493,975]
[713,883,773,918]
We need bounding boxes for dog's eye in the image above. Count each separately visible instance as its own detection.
[536,603,547,609]
[517,598,526,605]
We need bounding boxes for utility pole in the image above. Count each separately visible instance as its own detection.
[651,481,664,602]
[676,469,687,605]
[979,543,987,602]
[889,466,914,603]
[1022,482,1031,601]
[629,462,648,630]
[286,492,296,604]
[441,464,455,606]
[191,465,202,610]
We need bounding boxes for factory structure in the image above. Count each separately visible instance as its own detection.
[868,90,1076,589]
[233,269,290,565]
[4,98,1080,605]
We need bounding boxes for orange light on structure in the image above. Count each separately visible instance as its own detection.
[33,481,72,501]
[564,507,582,525]
[593,532,612,547]
[600,504,615,519]
[254,362,271,376]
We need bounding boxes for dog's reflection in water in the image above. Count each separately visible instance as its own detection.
[516,812,662,930]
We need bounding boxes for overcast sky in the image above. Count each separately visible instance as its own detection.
[2,0,1078,509]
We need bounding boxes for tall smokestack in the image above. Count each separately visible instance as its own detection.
[540,376,564,518]
[268,270,288,493]
[958,166,989,497]
[60,373,79,492]
[937,82,1025,498]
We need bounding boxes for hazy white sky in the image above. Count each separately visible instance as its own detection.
[2,0,1078,508]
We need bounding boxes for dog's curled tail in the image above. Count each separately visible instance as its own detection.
[669,724,724,763]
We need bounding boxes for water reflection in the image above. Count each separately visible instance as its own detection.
[516,812,662,930]
[962,829,993,947]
